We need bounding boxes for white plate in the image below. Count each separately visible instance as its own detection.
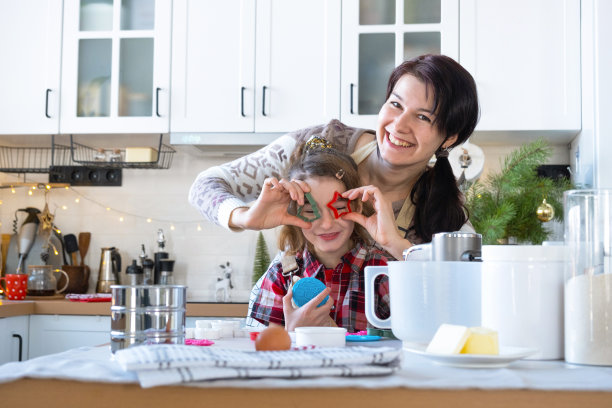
[403,342,538,368]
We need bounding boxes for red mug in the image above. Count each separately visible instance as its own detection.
[0,273,28,300]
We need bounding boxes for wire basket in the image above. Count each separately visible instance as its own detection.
[69,134,175,169]
[0,143,71,173]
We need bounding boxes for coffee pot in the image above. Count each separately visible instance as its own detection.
[96,247,121,293]
[27,265,69,296]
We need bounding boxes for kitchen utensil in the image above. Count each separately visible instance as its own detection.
[364,262,481,344]
[403,231,482,262]
[16,208,40,273]
[27,265,69,296]
[110,284,186,353]
[96,247,121,293]
[564,189,612,366]
[153,229,168,284]
[0,273,28,300]
[64,234,79,265]
[59,265,90,294]
[1,233,11,274]
[78,232,91,266]
[481,245,565,360]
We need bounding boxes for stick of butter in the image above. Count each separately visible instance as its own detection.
[426,324,470,354]
[460,327,499,355]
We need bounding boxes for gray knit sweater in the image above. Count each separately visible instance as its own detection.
[188,120,372,230]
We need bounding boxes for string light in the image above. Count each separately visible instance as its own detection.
[2,180,205,232]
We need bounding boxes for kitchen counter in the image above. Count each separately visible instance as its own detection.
[1,339,611,408]
[0,298,248,318]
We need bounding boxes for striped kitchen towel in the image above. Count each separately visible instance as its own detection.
[114,345,401,387]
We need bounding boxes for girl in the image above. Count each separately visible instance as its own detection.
[249,137,390,332]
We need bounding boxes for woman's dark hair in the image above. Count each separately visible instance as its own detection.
[386,54,480,242]
[278,142,370,255]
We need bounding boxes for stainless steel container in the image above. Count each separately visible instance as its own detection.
[403,231,482,262]
[110,284,186,353]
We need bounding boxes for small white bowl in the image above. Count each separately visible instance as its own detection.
[295,327,347,347]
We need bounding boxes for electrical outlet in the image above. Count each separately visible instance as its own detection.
[48,166,122,186]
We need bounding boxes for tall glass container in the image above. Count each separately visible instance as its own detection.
[564,189,612,366]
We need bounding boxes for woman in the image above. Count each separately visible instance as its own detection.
[189,54,479,259]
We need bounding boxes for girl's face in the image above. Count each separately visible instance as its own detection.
[300,176,355,260]
[376,74,457,168]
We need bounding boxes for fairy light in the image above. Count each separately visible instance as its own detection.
[45,184,51,190]
[28,190,33,196]
[147,218,152,223]
[106,207,111,211]
[62,205,67,210]
[197,224,202,231]
[119,216,124,222]
[170,225,175,231]
[10,187,15,194]
[75,198,80,203]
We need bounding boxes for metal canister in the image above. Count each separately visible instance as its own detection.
[403,231,482,262]
[110,285,186,353]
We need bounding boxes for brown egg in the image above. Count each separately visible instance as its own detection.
[255,326,291,351]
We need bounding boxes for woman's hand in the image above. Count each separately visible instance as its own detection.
[342,185,412,260]
[229,178,312,230]
[283,285,336,331]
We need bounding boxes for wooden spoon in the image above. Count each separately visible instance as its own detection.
[78,232,91,266]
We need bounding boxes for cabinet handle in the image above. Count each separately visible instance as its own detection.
[241,87,246,117]
[12,334,23,362]
[45,89,51,118]
[350,83,355,114]
[155,87,161,117]
[262,86,268,117]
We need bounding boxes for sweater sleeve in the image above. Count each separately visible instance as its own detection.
[188,119,368,230]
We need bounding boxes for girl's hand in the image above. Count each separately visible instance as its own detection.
[229,177,312,230]
[342,185,412,260]
[283,285,336,331]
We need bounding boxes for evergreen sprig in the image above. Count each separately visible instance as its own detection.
[465,139,572,245]
[252,232,271,285]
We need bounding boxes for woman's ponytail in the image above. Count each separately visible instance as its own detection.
[410,151,467,242]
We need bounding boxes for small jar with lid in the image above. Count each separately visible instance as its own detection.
[125,260,143,285]
[159,259,175,285]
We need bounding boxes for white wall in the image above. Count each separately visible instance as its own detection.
[0,141,569,301]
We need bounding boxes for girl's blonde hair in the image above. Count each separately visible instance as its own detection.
[277,139,371,255]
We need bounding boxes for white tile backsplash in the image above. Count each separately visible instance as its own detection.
[0,141,568,302]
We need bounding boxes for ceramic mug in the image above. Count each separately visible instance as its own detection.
[365,261,482,344]
[0,273,28,300]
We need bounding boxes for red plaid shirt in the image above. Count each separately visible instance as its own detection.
[250,242,389,332]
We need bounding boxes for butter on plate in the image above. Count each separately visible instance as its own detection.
[125,147,158,162]
[426,324,499,355]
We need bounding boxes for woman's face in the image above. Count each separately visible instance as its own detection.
[376,74,457,168]
[299,176,355,260]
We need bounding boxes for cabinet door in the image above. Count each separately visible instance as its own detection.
[28,315,110,358]
[341,0,459,129]
[254,0,341,133]
[0,316,29,364]
[170,0,256,133]
[0,0,62,135]
[60,0,171,134]
[460,0,580,133]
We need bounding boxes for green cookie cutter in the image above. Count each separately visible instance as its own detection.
[296,192,321,222]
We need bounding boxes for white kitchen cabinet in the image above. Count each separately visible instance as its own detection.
[460,0,581,137]
[60,0,171,134]
[170,0,341,136]
[341,0,459,129]
[0,316,29,364]
[0,0,62,135]
[28,315,110,358]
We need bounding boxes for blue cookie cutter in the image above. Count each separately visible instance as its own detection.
[292,277,329,308]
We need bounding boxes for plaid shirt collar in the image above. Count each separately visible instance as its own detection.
[298,241,368,278]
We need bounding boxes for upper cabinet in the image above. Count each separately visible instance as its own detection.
[0,0,62,135]
[60,0,171,134]
[341,0,459,129]
[460,0,581,136]
[170,0,341,135]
